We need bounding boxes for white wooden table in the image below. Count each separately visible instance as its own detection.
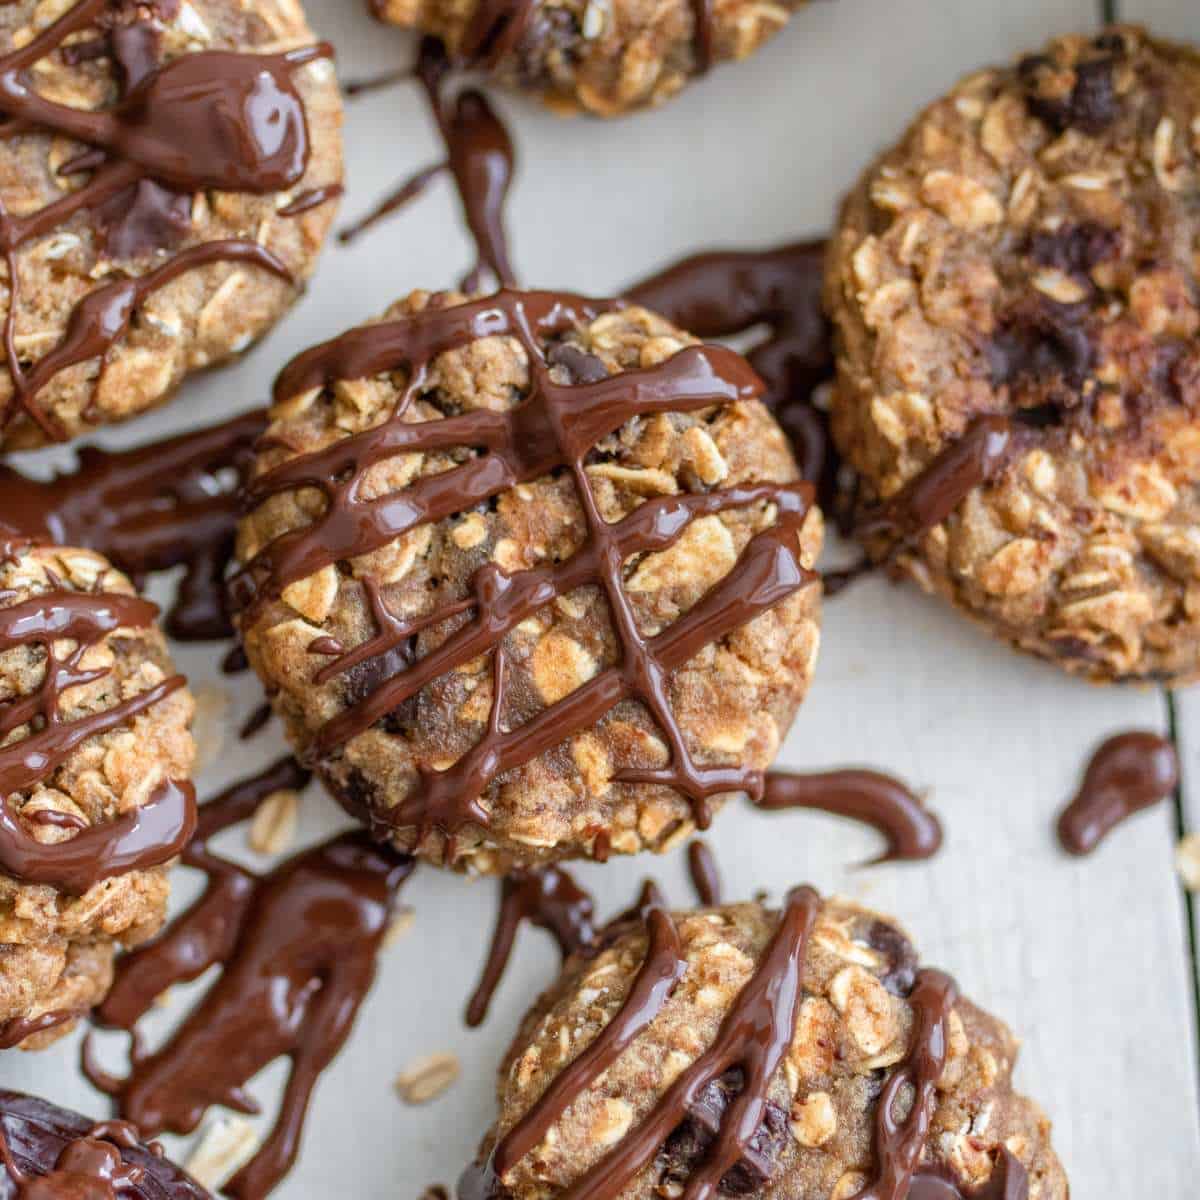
[6,0,1200,1195]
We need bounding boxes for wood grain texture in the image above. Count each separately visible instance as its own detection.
[6,0,1200,1195]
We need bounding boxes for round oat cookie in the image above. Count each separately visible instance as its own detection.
[234,288,823,874]
[0,542,195,1050]
[0,0,343,451]
[372,0,813,116]
[464,890,1068,1200]
[827,26,1200,683]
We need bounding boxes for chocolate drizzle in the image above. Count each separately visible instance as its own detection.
[850,969,959,1200]
[232,289,817,848]
[909,1149,1029,1200]
[0,410,267,640]
[757,769,943,864]
[85,757,414,1200]
[0,0,326,440]
[1057,731,1179,856]
[341,40,516,292]
[626,243,834,504]
[466,865,597,1026]
[0,588,191,893]
[0,1011,75,1050]
[0,1091,208,1200]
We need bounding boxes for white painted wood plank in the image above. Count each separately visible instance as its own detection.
[1114,0,1198,39]
[7,0,1200,1198]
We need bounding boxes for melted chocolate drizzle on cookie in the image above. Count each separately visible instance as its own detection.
[231,288,818,849]
[0,588,192,893]
[909,1149,1029,1200]
[0,1011,75,1050]
[341,39,516,291]
[0,0,330,440]
[466,864,597,1026]
[0,409,266,640]
[85,757,414,1200]
[757,769,943,864]
[1056,731,1179,856]
[0,1091,207,1200]
[461,886,819,1200]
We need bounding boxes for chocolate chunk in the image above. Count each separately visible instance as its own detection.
[657,1068,790,1196]
[547,341,609,385]
[987,301,1095,397]
[1028,222,1120,277]
[864,918,919,997]
[1019,53,1119,135]
[98,178,192,259]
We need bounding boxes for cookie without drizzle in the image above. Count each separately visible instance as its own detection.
[827,27,1200,682]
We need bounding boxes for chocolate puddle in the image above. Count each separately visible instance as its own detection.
[0,409,267,640]
[1057,730,1179,855]
[84,758,414,1200]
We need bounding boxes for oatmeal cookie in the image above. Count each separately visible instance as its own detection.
[0,0,343,450]
[0,1089,211,1199]
[827,26,1200,682]
[463,890,1068,1200]
[234,288,823,874]
[0,542,195,1049]
[372,0,813,116]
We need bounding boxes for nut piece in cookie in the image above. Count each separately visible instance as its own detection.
[0,542,195,1050]
[0,0,343,450]
[827,27,1200,683]
[463,889,1068,1200]
[0,1089,211,1199]
[234,288,823,874]
[372,0,813,116]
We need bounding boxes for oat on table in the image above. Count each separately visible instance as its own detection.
[235,288,824,874]
[827,26,1200,683]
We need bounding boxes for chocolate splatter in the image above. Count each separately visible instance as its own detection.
[466,865,597,1026]
[1057,730,1179,856]
[341,39,516,292]
[231,290,818,850]
[85,758,415,1200]
[0,0,327,441]
[0,1090,208,1200]
[687,840,722,905]
[0,589,192,893]
[757,769,943,864]
[0,410,266,641]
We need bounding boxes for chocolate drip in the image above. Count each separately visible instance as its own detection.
[757,769,943,864]
[1057,731,1179,856]
[0,1011,75,1050]
[88,758,414,1200]
[686,840,721,905]
[0,1091,208,1200]
[341,40,516,292]
[626,243,834,503]
[0,589,190,893]
[466,865,597,1026]
[0,409,267,640]
[909,1150,1029,1200]
[859,416,1026,543]
[233,289,817,846]
[850,969,958,1200]
[277,184,344,218]
[0,0,323,439]
[479,890,687,1189]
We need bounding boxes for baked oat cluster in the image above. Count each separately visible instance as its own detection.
[0,543,195,1048]
[0,0,343,450]
[827,26,1200,682]
[372,0,813,116]
[473,894,1068,1200]
[236,289,823,874]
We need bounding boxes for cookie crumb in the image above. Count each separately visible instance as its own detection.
[396,1052,461,1105]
